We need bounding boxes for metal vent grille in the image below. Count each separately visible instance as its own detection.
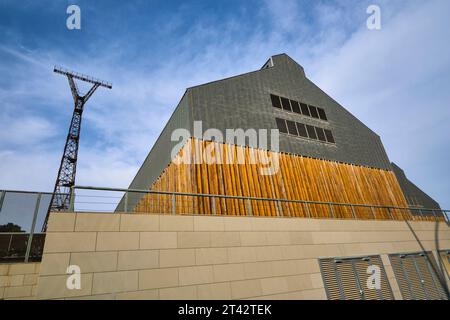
[389,252,448,300]
[319,255,394,300]
[439,250,450,279]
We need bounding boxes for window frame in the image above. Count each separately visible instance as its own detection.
[324,129,335,143]
[315,126,327,142]
[296,122,308,138]
[318,107,328,121]
[280,97,292,112]
[309,105,320,119]
[270,94,282,109]
[306,124,317,140]
[275,118,288,134]
[286,120,298,136]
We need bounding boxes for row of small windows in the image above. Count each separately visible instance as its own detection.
[276,117,335,144]
[270,94,328,121]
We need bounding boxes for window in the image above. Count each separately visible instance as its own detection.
[309,105,319,118]
[290,100,301,114]
[275,117,335,144]
[318,108,327,121]
[270,94,281,109]
[315,127,326,142]
[275,118,288,134]
[269,94,329,122]
[280,97,292,111]
[300,103,310,116]
[306,124,317,139]
[296,122,308,137]
[286,120,298,136]
[324,129,335,143]
[389,252,448,300]
[319,256,393,300]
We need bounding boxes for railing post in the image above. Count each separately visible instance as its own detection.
[171,193,176,215]
[351,205,357,219]
[0,190,5,213]
[124,191,129,213]
[304,202,311,218]
[431,209,437,221]
[211,197,216,215]
[247,198,252,216]
[68,186,75,212]
[276,201,283,217]
[329,203,334,219]
[25,193,41,263]
[370,206,376,219]
[7,234,13,256]
[387,207,394,220]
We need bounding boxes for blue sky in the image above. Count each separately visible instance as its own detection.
[0,0,449,210]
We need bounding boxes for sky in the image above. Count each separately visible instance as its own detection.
[0,0,449,213]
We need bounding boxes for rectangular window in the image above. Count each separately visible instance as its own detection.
[275,118,288,134]
[286,120,298,136]
[270,94,281,109]
[324,129,335,143]
[300,103,310,116]
[319,256,393,300]
[309,105,319,118]
[290,100,301,114]
[318,108,328,121]
[306,125,317,139]
[296,122,308,137]
[389,252,448,300]
[315,127,326,142]
[280,97,292,112]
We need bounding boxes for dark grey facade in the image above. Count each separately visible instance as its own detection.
[392,163,441,209]
[119,54,440,210]
[189,54,390,170]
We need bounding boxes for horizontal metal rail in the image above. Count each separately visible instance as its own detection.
[71,185,449,221]
[0,189,54,195]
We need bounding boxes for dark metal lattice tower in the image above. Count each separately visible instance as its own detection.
[42,66,112,231]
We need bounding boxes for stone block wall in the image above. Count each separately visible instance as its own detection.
[35,212,450,300]
[0,262,40,300]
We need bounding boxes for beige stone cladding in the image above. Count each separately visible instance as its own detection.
[35,212,450,300]
[0,262,40,300]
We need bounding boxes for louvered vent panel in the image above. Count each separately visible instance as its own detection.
[389,255,414,300]
[319,258,342,300]
[354,256,393,300]
[389,252,449,300]
[319,255,393,300]
[440,251,450,278]
[337,262,362,300]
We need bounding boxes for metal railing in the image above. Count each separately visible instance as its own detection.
[68,186,449,223]
[0,189,52,262]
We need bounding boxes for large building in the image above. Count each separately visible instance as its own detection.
[122,53,440,219]
[11,54,447,301]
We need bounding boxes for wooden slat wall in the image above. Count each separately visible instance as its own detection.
[133,138,437,221]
